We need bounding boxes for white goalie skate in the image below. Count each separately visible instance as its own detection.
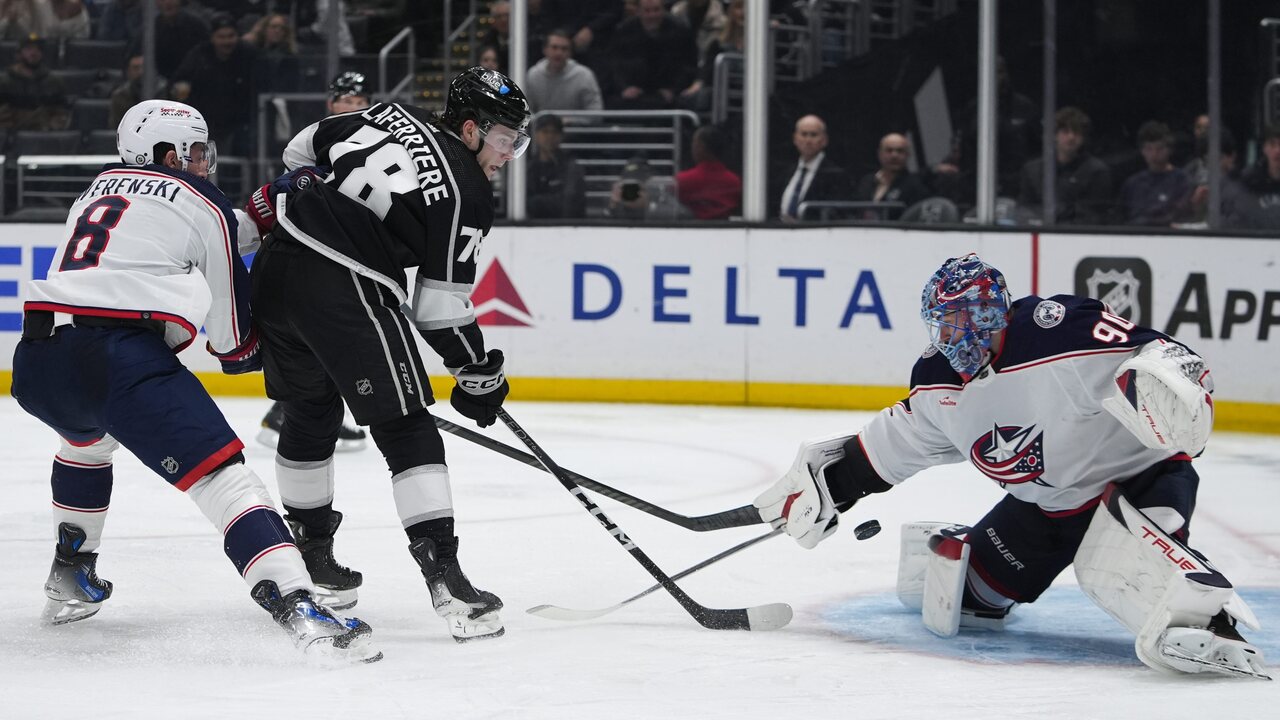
[1152,612,1272,681]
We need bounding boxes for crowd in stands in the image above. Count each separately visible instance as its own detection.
[2,0,1279,230]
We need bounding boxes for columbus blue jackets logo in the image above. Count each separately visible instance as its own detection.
[968,424,1050,487]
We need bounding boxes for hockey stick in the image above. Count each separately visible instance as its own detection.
[434,415,764,532]
[496,408,792,631]
[528,527,784,622]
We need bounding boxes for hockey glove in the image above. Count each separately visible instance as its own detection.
[753,432,854,549]
[209,327,262,375]
[450,350,508,428]
[1100,340,1214,456]
[245,165,329,236]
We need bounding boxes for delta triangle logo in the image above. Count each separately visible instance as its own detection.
[474,258,534,327]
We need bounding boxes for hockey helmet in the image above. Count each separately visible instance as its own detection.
[329,71,369,101]
[116,100,215,173]
[921,253,1011,379]
[442,66,532,157]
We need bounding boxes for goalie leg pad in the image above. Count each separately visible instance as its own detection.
[898,522,967,610]
[1075,484,1268,678]
[922,534,970,638]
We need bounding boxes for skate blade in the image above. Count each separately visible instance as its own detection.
[312,586,359,611]
[451,625,505,644]
[42,598,102,626]
[446,609,504,643]
[256,428,280,449]
[1161,645,1273,681]
[303,634,384,665]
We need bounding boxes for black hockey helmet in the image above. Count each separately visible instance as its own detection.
[329,71,369,101]
[441,66,531,136]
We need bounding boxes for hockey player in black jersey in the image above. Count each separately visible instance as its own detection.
[753,253,1269,680]
[244,67,532,642]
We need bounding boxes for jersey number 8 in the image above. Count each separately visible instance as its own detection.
[60,196,131,272]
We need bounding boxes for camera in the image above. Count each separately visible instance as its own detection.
[620,181,642,202]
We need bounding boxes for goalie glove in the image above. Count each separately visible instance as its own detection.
[753,433,853,549]
[245,165,328,236]
[1101,340,1214,456]
[450,349,509,428]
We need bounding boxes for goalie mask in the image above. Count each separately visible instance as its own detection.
[117,100,216,175]
[441,66,532,158]
[921,253,1011,380]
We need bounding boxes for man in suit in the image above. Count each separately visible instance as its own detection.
[778,114,852,222]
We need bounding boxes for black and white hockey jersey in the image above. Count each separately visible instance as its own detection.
[859,295,1191,513]
[275,102,494,370]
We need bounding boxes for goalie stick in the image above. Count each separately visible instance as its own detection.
[434,415,764,532]
[528,527,784,622]
[496,409,793,631]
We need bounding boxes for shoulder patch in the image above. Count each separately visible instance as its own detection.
[921,343,939,358]
[1033,300,1066,328]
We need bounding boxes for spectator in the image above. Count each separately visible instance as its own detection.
[107,52,144,127]
[1118,120,1192,227]
[670,0,725,55]
[605,155,682,220]
[676,124,741,219]
[679,0,743,113]
[297,0,354,56]
[1,0,89,40]
[852,132,930,221]
[1182,114,1216,186]
[1185,129,1246,226]
[541,0,622,75]
[777,114,851,222]
[1229,124,1280,229]
[95,0,142,44]
[525,28,603,116]
[478,0,509,70]
[478,43,500,72]
[527,113,586,219]
[155,0,210,79]
[945,56,1039,198]
[244,11,298,91]
[0,35,68,130]
[1017,106,1113,225]
[608,0,697,110]
[171,12,258,156]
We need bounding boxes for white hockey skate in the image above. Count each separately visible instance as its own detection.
[1152,612,1271,681]
[43,523,113,626]
[251,580,383,664]
[409,537,504,643]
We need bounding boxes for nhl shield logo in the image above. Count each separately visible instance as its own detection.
[1074,257,1152,326]
[161,456,180,474]
[356,378,373,396]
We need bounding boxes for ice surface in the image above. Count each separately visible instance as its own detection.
[1,396,1276,718]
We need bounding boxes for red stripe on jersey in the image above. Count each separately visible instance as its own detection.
[242,543,298,576]
[59,434,107,448]
[24,301,199,352]
[909,383,964,398]
[175,439,245,491]
[96,168,240,339]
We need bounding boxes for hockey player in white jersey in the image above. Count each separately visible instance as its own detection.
[10,100,381,664]
[753,253,1268,680]
[243,67,532,641]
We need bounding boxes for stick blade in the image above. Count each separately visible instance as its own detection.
[525,603,618,622]
[746,602,793,631]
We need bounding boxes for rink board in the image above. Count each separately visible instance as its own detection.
[0,223,1276,431]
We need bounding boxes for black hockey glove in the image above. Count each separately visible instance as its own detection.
[209,327,262,375]
[450,350,508,428]
[245,165,329,235]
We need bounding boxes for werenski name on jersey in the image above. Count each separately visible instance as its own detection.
[78,175,183,204]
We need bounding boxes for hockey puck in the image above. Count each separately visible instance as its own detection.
[853,519,881,540]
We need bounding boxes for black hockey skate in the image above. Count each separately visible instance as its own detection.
[43,523,113,625]
[408,537,504,643]
[257,402,368,452]
[285,511,362,610]
[251,580,382,664]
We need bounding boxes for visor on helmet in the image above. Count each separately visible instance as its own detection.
[479,123,530,159]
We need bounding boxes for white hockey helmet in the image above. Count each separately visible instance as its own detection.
[116,100,216,173]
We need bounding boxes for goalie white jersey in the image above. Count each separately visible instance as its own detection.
[860,295,1196,513]
[24,164,256,354]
